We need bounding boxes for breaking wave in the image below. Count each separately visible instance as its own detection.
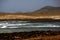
[0,21,60,28]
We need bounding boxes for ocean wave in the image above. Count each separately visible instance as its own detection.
[0,22,60,28]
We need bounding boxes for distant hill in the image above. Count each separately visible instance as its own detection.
[33,6,60,15]
[0,6,60,20]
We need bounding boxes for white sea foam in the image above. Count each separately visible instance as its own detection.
[0,21,60,28]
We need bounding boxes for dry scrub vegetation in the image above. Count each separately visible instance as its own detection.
[0,12,60,20]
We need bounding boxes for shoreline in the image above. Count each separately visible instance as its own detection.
[0,30,60,40]
[0,27,60,33]
[0,19,60,22]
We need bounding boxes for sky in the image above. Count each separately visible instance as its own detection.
[0,0,60,13]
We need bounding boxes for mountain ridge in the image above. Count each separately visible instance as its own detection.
[33,6,60,14]
[0,6,60,20]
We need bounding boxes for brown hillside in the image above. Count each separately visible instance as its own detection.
[0,6,60,20]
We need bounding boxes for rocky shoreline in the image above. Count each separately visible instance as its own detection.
[0,19,60,23]
[0,31,60,40]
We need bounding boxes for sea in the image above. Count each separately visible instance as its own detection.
[0,21,60,33]
[0,21,60,28]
